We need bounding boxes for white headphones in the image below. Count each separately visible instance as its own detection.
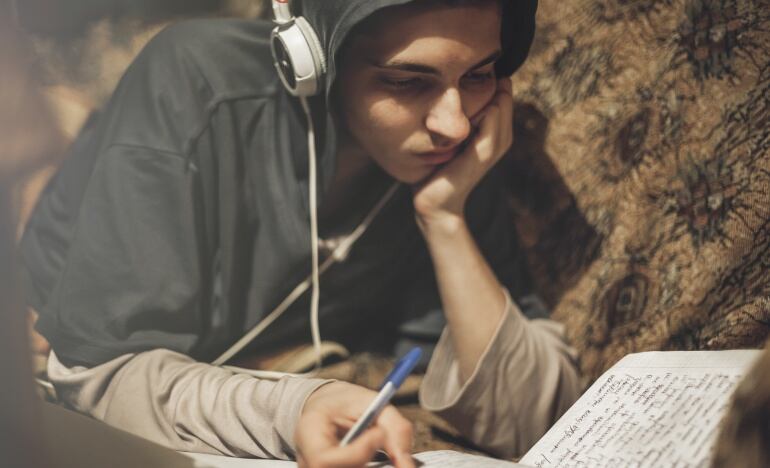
[270,0,327,97]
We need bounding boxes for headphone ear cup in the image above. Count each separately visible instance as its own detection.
[295,17,326,77]
[270,17,326,97]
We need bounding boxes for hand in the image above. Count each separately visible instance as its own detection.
[413,77,513,229]
[295,381,415,468]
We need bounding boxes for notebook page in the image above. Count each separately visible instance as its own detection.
[181,452,295,467]
[371,450,533,467]
[183,450,534,467]
[519,350,760,468]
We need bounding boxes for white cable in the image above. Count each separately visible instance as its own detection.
[213,182,401,373]
[212,99,401,378]
[332,182,400,262]
[211,97,321,372]
[302,96,324,373]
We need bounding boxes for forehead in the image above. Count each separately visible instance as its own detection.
[347,1,502,65]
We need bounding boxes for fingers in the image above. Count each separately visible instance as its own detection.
[315,428,386,468]
[296,383,415,468]
[472,77,513,165]
[432,107,499,202]
[376,406,415,468]
[297,411,387,468]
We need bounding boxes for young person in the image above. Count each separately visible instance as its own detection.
[20,1,581,466]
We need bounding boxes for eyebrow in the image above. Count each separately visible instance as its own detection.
[370,50,502,75]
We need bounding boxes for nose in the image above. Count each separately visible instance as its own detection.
[425,88,471,148]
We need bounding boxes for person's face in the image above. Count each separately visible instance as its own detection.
[336,1,502,184]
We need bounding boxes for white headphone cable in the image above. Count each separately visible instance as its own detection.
[303,96,323,373]
[214,96,321,375]
[214,96,400,379]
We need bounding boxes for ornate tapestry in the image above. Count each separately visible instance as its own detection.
[506,0,770,384]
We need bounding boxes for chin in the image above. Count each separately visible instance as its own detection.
[372,153,436,184]
[391,167,435,185]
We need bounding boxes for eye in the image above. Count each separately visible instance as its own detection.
[462,70,495,87]
[379,76,428,91]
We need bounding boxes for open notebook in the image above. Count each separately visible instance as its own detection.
[185,349,760,468]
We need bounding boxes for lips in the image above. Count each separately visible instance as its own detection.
[417,148,459,165]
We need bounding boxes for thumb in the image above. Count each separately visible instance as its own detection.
[316,427,385,468]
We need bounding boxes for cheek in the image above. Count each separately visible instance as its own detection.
[360,97,420,142]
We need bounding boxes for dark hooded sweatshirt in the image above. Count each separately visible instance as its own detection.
[22,0,580,460]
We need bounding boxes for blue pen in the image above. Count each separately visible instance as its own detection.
[339,347,422,447]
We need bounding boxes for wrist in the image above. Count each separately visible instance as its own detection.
[300,380,338,415]
[415,210,467,238]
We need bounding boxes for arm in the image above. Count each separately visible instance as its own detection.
[413,78,581,457]
[49,349,415,465]
[412,77,516,381]
[48,349,331,458]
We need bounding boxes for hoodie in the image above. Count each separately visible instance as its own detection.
[22,0,539,368]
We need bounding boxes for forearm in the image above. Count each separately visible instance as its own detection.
[48,349,332,459]
[419,300,581,458]
[417,214,506,382]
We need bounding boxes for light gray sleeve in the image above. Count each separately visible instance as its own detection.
[47,349,333,459]
[418,289,581,459]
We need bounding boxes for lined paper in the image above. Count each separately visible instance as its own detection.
[520,350,760,468]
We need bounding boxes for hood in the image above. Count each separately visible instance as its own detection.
[286,0,538,194]
[297,0,539,99]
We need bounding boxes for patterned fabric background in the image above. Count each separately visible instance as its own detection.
[507,0,770,384]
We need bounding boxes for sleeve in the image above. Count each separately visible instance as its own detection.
[418,289,581,459]
[48,349,333,459]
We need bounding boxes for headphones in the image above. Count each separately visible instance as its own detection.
[270,0,327,97]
